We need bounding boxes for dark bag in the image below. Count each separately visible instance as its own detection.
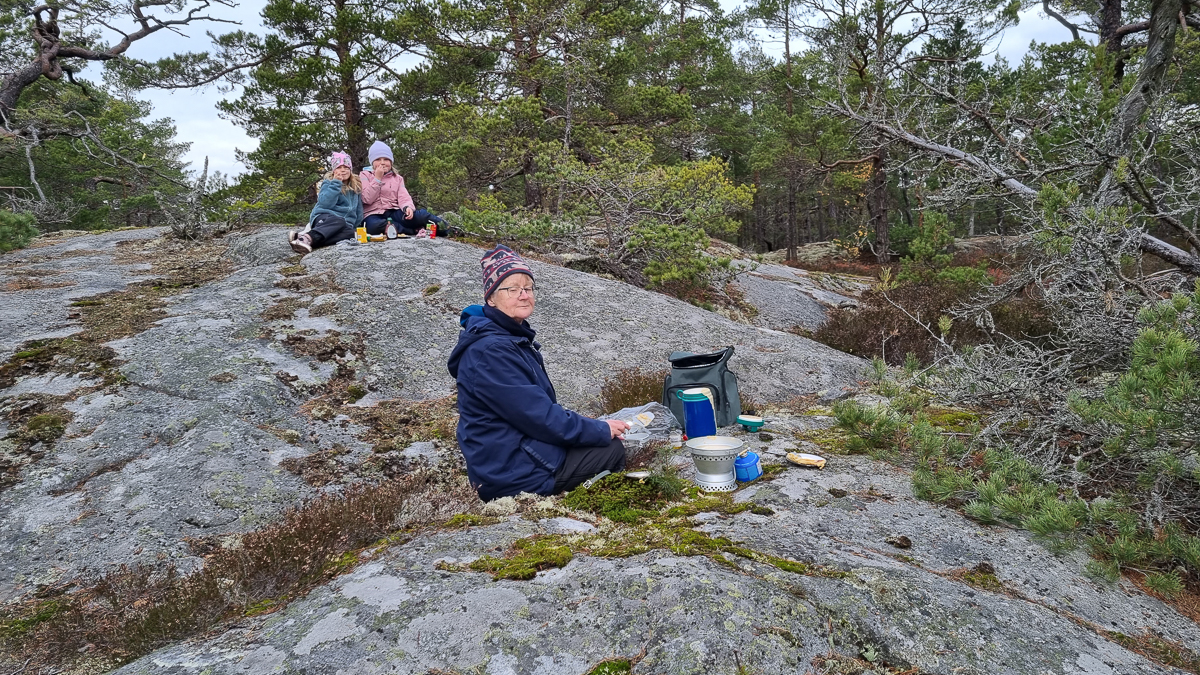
[661,346,741,428]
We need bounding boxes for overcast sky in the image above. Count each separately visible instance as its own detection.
[102,1,1082,178]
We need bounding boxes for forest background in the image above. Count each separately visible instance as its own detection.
[4,0,1200,610]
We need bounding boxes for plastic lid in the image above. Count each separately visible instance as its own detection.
[677,387,712,401]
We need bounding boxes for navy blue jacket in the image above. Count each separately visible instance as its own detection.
[447,305,610,501]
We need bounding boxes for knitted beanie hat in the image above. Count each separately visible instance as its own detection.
[481,245,534,300]
[329,151,353,170]
[368,140,394,164]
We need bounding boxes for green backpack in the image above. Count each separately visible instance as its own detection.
[661,346,741,428]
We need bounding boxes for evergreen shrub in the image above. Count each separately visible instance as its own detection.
[0,211,39,252]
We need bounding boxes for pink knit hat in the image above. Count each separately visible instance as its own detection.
[329,151,353,170]
[481,245,534,300]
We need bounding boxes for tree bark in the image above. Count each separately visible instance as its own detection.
[867,144,890,262]
[1100,0,1182,202]
[335,0,368,169]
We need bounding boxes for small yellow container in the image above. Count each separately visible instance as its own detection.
[356,226,368,243]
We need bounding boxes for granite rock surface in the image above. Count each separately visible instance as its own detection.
[3,227,1195,675]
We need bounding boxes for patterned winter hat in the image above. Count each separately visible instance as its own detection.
[481,245,534,300]
[329,151,353,170]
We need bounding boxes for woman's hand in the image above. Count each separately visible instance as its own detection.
[373,166,387,181]
[606,419,630,439]
[404,205,414,219]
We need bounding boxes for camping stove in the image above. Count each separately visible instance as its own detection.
[685,435,741,492]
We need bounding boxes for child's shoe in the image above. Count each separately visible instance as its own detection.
[290,233,313,254]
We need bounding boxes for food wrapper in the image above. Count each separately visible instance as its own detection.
[786,452,826,469]
[599,403,679,444]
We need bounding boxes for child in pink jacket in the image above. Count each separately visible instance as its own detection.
[360,140,448,237]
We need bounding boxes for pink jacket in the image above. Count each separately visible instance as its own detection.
[359,169,415,217]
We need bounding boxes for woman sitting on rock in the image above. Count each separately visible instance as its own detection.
[447,245,630,501]
[289,151,362,254]
[360,140,447,237]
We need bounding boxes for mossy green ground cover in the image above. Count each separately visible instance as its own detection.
[447,470,846,583]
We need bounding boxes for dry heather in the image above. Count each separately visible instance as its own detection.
[0,470,480,672]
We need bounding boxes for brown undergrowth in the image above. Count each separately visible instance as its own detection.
[2,275,75,291]
[599,367,667,414]
[287,395,460,486]
[0,469,479,673]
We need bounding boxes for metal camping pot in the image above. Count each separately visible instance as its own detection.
[685,435,742,492]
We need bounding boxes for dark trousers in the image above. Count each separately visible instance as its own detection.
[363,208,441,236]
[553,439,627,494]
[308,214,355,248]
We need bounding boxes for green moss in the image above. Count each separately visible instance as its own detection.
[323,550,359,576]
[279,264,308,277]
[795,426,854,455]
[345,384,367,403]
[925,407,979,432]
[469,535,573,580]
[445,514,500,528]
[661,492,774,519]
[761,463,787,478]
[0,598,64,639]
[243,598,284,617]
[562,472,674,523]
[26,413,65,432]
[956,568,1004,592]
[69,299,105,307]
[423,284,441,296]
[585,659,632,674]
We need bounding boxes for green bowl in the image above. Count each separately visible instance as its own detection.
[738,415,765,432]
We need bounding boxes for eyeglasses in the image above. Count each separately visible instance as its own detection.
[495,285,536,297]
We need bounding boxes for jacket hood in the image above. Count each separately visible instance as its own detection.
[447,313,503,379]
[447,306,536,378]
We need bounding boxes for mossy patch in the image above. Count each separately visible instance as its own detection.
[562,472,682,523]
[1,396,75,491]
[794,426,855,456]
[274,271,342,294]
[951,563,1005,593]
[662,491,773,518]
[279,264,308,277]
[0,598,64,641]
[585,659,632,674]
[24,413,66,441]
[924,407,979,432]
[468,535,574,580]
[243,598,285,617]
[0,337,122,390]
[423,284,441,296]
[279,444,352,487]
[445,513,500,528]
